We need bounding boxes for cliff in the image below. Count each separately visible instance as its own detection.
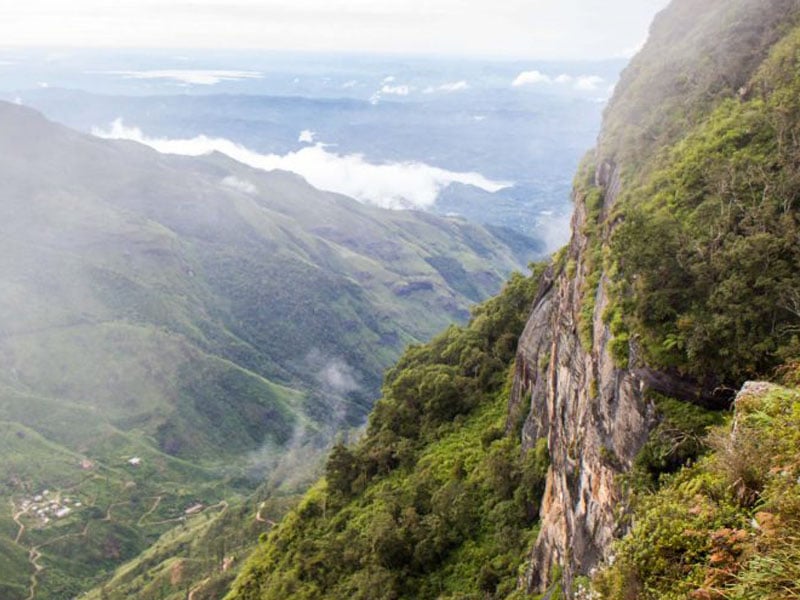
[212,1,800,598]
[510,0,800,593]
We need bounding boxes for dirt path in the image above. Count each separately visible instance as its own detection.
[103,500,129,522]
[255,502,276,526]
[23,517,98,599]
[137,496,163,526]
[25,547,43,600]
[187,577,211,600]
[11,500,27,543]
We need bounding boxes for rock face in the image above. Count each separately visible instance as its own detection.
[508,164,655,593]
[508,0,800,593]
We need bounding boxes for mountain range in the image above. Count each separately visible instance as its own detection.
[0,100,533,599]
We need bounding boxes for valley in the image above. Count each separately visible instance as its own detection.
[9,2,799,599]
[0,100,536,598]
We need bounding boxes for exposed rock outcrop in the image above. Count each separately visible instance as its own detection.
[508,164,656,593]
[509,0,800,593]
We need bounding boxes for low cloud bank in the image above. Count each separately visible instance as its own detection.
[93,119,511,209]
[513,70,605,91]
[99,69,263,85]
[424,80,469,93]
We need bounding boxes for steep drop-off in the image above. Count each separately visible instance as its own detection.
[511,0,800,593]
[222,1,800,599]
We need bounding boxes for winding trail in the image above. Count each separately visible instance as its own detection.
[137,496,163,526]
[25,547,43,600]
[255,502,277,526]
[11,500,27,543]
[10,494,231,599]
[187,577,211,600]
[103,500,130,522]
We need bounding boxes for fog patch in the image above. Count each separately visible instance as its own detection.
[313,356,361,396]
[240,351,365,490]
[221,175,257,194]
[536,209,572,252]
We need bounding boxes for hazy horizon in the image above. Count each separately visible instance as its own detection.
[0,0,670,60]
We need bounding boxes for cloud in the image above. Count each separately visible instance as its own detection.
[370,82,414,104]
[514,70,605,92]
[380,84,412,96]
[382,75,396,83]
[98,69,263,85]
[93,119,511,210]
[221,175,257,194]
[314,357,361,395]
[574,75,604,91]
[424,80,469,94]
[298,129,316,144]
[512,70,552,86]
[341,79,359,89]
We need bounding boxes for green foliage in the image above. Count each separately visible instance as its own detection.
[607,19,800,385]
[227,269,550,600]
[0,102,536,598]
[600,0,800,171]
[594,382,800,600]
[629,394,725,492]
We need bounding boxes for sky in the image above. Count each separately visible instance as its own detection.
[0,0,670,60]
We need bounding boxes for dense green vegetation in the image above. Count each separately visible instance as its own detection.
[573,4,800,597]
[594,372,800,600]
[599,0,800,171]
[601,6,800,386]
[0,101,533,598]
[227,268,550,600]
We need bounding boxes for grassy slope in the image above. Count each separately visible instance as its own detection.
[594,376,800,600]
[226,269,550,600]
[0,102,534,598]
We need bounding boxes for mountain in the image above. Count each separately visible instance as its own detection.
[221,0,800,598]
[0,101,535,599]
[3,72,607,241]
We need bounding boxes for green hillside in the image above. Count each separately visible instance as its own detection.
[227,267,549,600]
[0,101,534,598]
[598,0,800,387]
[594,375,800,600]
[222,1,800,599]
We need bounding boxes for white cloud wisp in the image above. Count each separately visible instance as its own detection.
[99,69,263,85]
[513,70,605,92]
[93,119,511,210]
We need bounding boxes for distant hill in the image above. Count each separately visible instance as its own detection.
[0,101,534,599]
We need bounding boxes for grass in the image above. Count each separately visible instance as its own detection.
[0,101,534,598]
